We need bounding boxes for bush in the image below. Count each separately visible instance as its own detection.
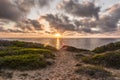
[62,45,89,52]
[0,54,47,70]
[0,40,56,70]
[75,53,85,60]
[0,40,57,51]
[82,50,120,69]
[0,48,55,59]
[92,42,120,53]
[76,66,111,79]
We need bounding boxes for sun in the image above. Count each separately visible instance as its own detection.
[54,33,62,38]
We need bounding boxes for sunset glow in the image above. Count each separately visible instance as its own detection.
[54,33,62,38]
[39,18,51,32]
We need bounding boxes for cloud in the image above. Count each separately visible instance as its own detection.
[2,0,120,34]
[15,19,42,32]
[0,27,6,32]
[40,14,76,32]
[58,0,100,20]
[0,0,120,35]
[29,19,42,30]
[40,13,100,34]
[40,2,120,34]
[0,0,21,21]
[0,0,53,21]
[73,18,97,33]
[38,0,53,7]
[97,3,120,32]
[0,26,23,33]
[0,0,53,33]
[73,2,120,33]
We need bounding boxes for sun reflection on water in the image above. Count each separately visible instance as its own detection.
[56,38,60,50]
[54,33,62,50]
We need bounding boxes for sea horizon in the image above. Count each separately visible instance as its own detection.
[1,38,120,50]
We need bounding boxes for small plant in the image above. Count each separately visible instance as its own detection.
[82,50,120,69]
[0,54,47,70]
[92,42,120,53]
[76,66,112,79]
[62,45,89,52]
[0,48,55,58]
[75,53,85,60]
[0,40,57,51]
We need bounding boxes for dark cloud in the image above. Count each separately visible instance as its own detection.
[0,0,53,33]
[97,3,120,32]
[40,14,76,32]
[9,1,120,34]
[0,26,23,33]
[40,13,101,33]
[7,29,23,33]
[29,19,42,30]
[38,0,53,7]
[16,19,42,32]
[0,0,120,34]
[59,0,100,20]
[0,0,21,21]
[73,18,97,33]
[0,0,53,21]
[0,27,6,32]
[73,2,120,33]
[72,3,120,33]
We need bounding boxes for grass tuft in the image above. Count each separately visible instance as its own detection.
[82,50,120,69]
[76,66,112,79]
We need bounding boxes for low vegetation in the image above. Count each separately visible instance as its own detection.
[92,42,120,53]
[82,50,120,69]
[0,47,55,58]
[76,66,112,79]
[0,40,55,70]
[0,40,57,51]
[62,45,89,52]
[0,54,47,70]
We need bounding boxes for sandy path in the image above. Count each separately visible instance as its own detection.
[9,50,80,80]
[36,50,80,80]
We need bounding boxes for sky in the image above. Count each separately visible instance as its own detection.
[0,0,120,38]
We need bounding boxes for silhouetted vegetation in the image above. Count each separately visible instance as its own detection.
[0,48,55,58]
[0,40,57,51]
[0,40,55,70]
[92,42,120,53]
[62,45,89,52]
[76,66,112,79]
[82,50,120,69]
[0,54,47,70]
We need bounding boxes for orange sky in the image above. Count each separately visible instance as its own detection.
[0,32,120,38]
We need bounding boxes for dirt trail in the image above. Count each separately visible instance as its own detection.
[10,50,81,80]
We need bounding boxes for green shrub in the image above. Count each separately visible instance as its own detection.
[82,56,91,63]
[0,54,47,70]
[0,48,55,59]
[92,42,120,53]
[75,53,85,60]
[0,40,57,51]
[76,66,111,79]
[82,50,120,69]
[0,40,56,70]
[62,45,89,52]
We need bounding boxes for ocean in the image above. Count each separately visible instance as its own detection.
[1,38,120,50]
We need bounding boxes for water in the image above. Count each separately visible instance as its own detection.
[1,38,120,50]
